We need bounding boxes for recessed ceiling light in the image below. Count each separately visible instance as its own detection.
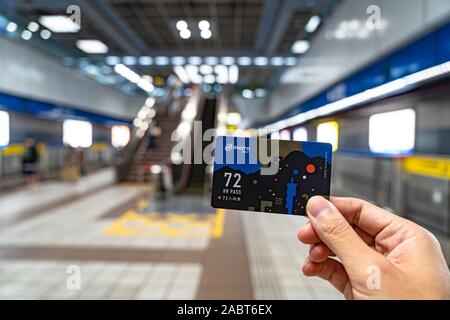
[305,15,321,33]
[291,40,310,54]
[270,57,284,66]
[123,56,137,65]
[180,29,191,39]
[188,56,202,65]
[155,56,169,66]
[176,20,188,31]
[242,89,254,99]
[139,56,152,65]
[200,29,212,39]
[21,30,32,40]
[40,29,52,40]
[6,21,17,33]
[254,57,268,66]
[76,39,109,54]
[255,88,267,98]
[171,56,186,65]
[39,15,80,33]
[27,21,39,32]
[204,56,218,65]
[221,57,235,65]
[238,57,252,66]
[284,57,297,66]
[198,20,210,30]
[106,56,121,65]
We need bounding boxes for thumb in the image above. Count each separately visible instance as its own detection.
[306,196,376,268]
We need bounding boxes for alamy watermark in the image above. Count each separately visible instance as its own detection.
[366,5,382,30]
[170,122,280,175]
[67,4,81,26]
[366,264,381,290]
[66,265,81,290]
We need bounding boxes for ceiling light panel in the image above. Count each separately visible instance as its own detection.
[76,40,109,54]
[291,40,310,54]
[39,15,80,33]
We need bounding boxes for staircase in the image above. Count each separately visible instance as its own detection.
[126,113,180,182]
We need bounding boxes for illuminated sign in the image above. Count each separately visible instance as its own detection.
[293,127,308,142]
[63,119,92,148]
[317,121,339,152]
[0,111,10,149]
[369,109,415,155]
[111,125,131,148]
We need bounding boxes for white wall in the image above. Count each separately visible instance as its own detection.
[0,37,145,120]
[266,0,450,122]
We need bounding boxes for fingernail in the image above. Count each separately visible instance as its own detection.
[307,196,331,218]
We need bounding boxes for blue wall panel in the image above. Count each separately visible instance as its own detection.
[0,92,131,126]
[259,20,450,129]
[438,23,450,64]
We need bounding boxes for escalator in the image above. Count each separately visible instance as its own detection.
[180,98,217,195]
[115,92,217,198]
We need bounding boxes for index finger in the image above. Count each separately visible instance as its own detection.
[330,197,397,237]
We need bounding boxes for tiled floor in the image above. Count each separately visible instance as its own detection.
[0,187,150,247]
[0,168,116,228]
[242,213,343,300]
[0,260,201,300]
[0,176,342,300]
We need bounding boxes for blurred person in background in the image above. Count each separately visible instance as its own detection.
[21,138,40,186]
[78,148,87,177]
[61,146,79,182]
[148,120,161,151]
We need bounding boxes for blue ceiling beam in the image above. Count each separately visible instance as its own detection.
[264,0,296,56]
[254,0,282,55]
[74,0,148,56]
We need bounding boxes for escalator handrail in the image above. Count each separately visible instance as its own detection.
[173,95,208,193]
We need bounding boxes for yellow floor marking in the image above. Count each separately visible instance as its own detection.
[210,209,225,238]
[104,209,225,239]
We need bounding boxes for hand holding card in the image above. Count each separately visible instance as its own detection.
[211,136,332,216]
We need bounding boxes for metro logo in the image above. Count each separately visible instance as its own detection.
[225,143,250,153]
[225,143,233,152]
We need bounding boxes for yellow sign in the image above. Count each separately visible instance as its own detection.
[1,143,47,156]
[1,144,25,156]
[403,156,450,180]
[91,143,109,151]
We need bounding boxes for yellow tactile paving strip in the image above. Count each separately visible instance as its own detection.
[104,209,225,239]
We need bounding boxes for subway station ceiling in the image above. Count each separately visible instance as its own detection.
[0,0,340,91]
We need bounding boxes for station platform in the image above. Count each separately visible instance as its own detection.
[0,173,342,300]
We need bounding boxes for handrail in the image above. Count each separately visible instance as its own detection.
[115,130,147,182]
[172,94,207,193]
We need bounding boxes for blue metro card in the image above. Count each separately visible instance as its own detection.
[211,136,332,215]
